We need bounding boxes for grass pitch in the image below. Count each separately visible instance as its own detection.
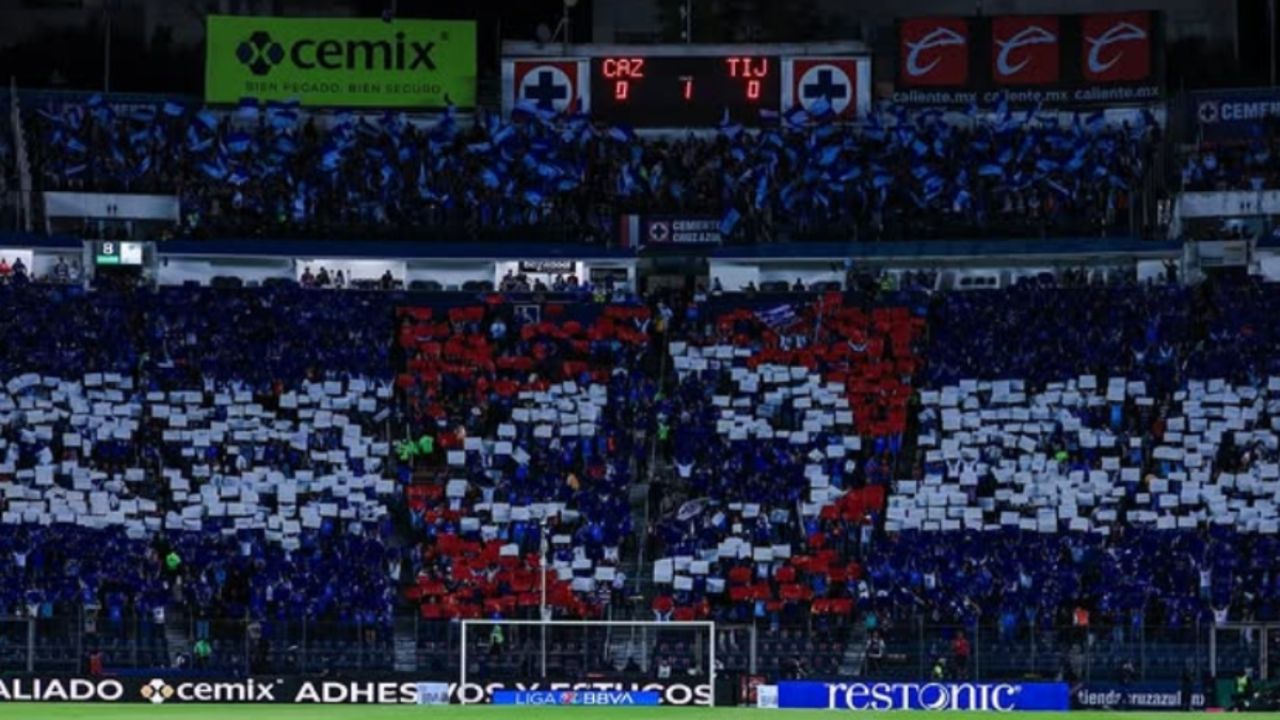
[7,708,1280,720]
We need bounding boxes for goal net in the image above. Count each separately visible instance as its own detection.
[458,619,716,706]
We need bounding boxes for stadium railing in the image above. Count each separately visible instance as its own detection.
[875,620,1212,685]
[5,607,1243,686]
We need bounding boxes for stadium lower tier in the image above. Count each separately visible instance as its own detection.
[0,280,1278,685]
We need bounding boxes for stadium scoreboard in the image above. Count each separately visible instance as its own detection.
[94,241,144,266]
[591,55,778,126]
[502,41,871,128]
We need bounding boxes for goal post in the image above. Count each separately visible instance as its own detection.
[459,619,716,705]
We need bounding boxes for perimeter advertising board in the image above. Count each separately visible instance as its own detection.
[206,16,476,108]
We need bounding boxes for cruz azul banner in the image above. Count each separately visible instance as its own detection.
[206,16,476,108]
[1192,87,1280,143]
[618,214,725,249]
[895,11,1162,106]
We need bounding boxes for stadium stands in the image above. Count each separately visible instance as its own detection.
[648,294,924,626]
[397,301,654,621]
[24,99,1157,243]
[0,277,1270,654]
[15,0,1280,708]
[1182,132,1280,192]
[0,283,401,672]
[5,263,1280,687]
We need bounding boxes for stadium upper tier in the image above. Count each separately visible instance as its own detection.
[24,99,1156,243]
[0,275,1276,636]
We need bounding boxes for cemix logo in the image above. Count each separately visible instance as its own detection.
[138,678,282,704]
[236,31,286,76]
[234,31,437,76]
[140,679,176,705]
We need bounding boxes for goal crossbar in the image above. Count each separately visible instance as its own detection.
[459,619,716,695]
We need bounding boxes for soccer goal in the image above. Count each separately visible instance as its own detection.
[458,619,716,705]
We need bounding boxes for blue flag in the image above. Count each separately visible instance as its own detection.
[194,110,218,130]
[719,207,741,237]
[225,132,251,154]
[200,161,228,180]
[755,304,798,330]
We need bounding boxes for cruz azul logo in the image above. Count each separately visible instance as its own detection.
[991,16,1059,85]
[1081,12,1151,82]
[899,18,969,86]
[235,30,437,76]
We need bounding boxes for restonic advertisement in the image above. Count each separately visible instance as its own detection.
[206,15,476,108]
[778,681,1070,711]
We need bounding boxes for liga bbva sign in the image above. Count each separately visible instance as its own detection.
[895,11,1163,106]
[206,16,476,108]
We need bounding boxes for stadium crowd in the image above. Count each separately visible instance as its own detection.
[1,269,1279,680]
[25,98,1156,243]
[0,284,401,636]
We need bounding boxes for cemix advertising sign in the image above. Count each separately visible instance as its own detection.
[205,15,476,108]
[0,677,446,705]
[778,681,1070,711]
[0,677,708,706]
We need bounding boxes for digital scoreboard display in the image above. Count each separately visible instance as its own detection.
[94,241,144,266]
[589,55,779,127]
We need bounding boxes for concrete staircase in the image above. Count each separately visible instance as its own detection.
[392,615,418,672]
[838,626,868,677]
[163,612,190,667]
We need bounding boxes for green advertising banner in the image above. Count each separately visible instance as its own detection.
[205,16,475,108]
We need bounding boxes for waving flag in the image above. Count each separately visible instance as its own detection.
[719,207,741,237]
[755,304,800,331]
